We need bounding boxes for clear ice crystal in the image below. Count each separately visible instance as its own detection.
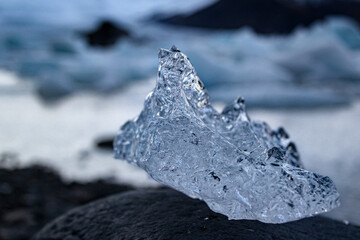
[114,46,340,223]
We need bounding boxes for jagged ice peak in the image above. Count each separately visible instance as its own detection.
[114,46,340,223]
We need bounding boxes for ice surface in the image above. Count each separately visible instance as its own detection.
[114,46,340,223]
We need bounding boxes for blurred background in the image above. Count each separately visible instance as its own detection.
[1,0,360,239]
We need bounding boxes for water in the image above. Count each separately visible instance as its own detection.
[0,1,360,108]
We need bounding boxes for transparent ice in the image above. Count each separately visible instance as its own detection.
[114,46,340,223]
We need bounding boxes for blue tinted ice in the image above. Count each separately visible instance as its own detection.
[114,46,340,223]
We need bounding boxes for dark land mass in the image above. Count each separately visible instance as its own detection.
[160,0,360,34]
[81,20,130,47]
[35,188,360,240]
[0,166,134,240]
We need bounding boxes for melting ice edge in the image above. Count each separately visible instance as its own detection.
[114,46,340,223]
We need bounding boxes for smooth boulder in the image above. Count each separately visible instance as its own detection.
[34,188,360,240]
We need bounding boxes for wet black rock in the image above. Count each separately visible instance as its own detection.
[160,0,360,34]
[0,165,133,240]
[95,137,115,151]
[82,20,130,47]
[34,188,360,240]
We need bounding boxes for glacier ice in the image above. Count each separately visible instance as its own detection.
[115,46,340,223]
[1,11,360,106]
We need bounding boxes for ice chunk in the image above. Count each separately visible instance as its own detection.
[114,46,340,223]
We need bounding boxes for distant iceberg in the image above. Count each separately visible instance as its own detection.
[0,0,359,108]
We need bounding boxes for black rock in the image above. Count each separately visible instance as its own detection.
[95,137,115,151]
[82,20,130,47]
[34,188,360,240]
[160,0,360,34]
[0,165,133,240]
